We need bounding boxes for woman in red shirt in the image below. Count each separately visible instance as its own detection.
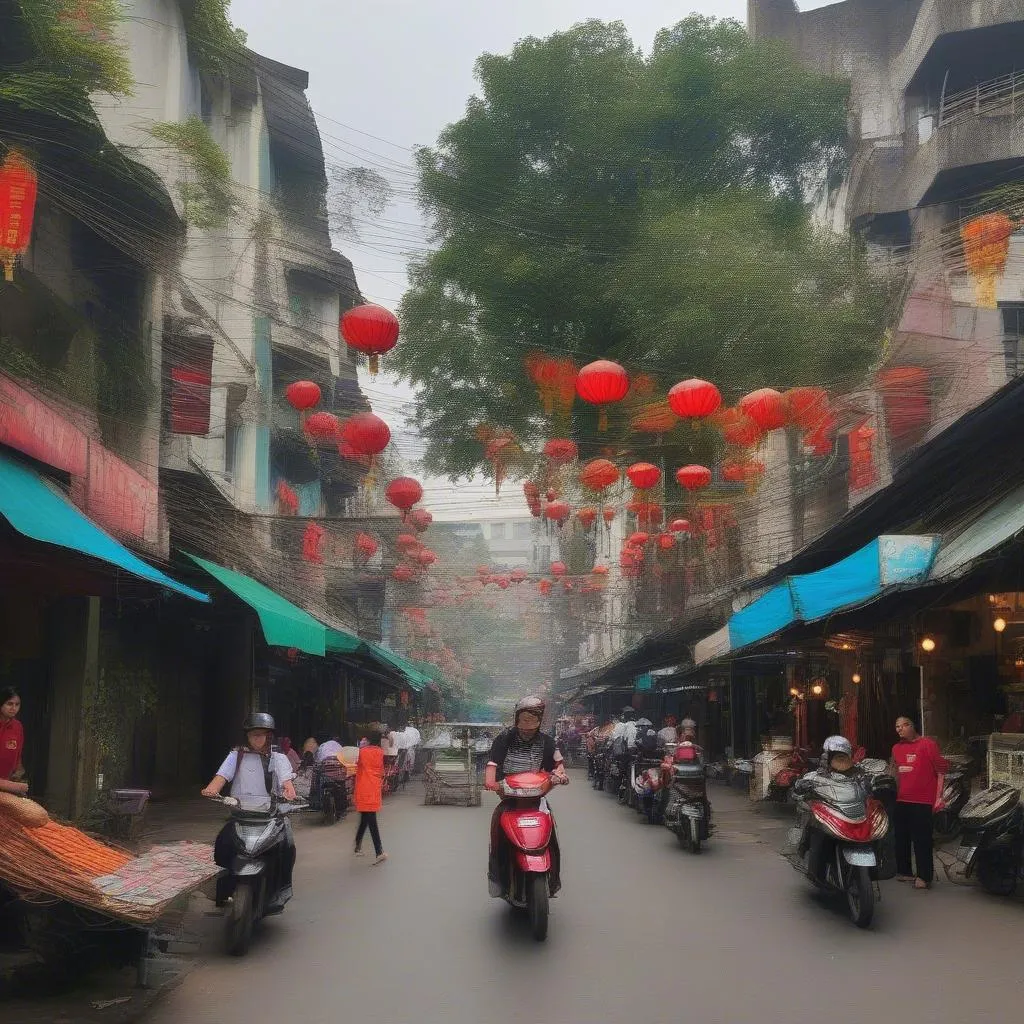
[0,687,27,796]
[353,729,388,865]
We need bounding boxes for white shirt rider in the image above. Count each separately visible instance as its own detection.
[213,749,295,812]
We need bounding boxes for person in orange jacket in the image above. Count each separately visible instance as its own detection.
[353,728,388,865]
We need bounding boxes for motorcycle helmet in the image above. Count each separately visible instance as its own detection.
[243,711,276,732]
[636,718,653,728]
[680,718,697,732]
[514,695,546,724]
[822,735,852,758]
[621,706,638,722]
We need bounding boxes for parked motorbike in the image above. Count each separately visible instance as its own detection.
[310,759,349,826]
[490,770,563,941]
[605,751,627,799]
[208,795,306,956]
[933,754,977,841]
[662,741,712,853]
[767,747,810,802]
[788,764,891,928]
[956,783,1023,896]
[591,745,609,790]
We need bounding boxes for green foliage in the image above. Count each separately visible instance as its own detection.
[182,0,247,76]
[150,116,236,227]
[329,166,394,240]
[395,17,898,481]
[19,0,133,96]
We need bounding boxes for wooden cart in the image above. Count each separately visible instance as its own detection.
[422,723,501,807]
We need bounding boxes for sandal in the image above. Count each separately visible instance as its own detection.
[913,878,931,890]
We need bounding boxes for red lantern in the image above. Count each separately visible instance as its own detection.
[392,565,416,583]
[630,401,679,436]
[484,435,516,495]
[340,412,391,456]
[669,518,692,534]
[577,506,598,529]
[497,575,510,590]
[544,438,578,465]
[626,462,661,490]
[407,508,433,532]
[275,481,299,515]
[738,388,786,431]
[675,465,712,491]
[418,549,438,566]
[562,579,574,592]
[538,579,553,596]
[592,564,609,578]
[339,439,369,464]
[722,460,745,484]
[576,360,630,431]
[544,500,571,524]
[546,488,558,502]
[510,568,527,583]
[619,549,640,578]
[657,532,677,551]
[627,531,650,548]
[668,378,721,423]
[304,411,339,445]
[784,387,829,431]
[550,561,567,577]
[385,477,424,514]
[553,359,578,419]
[603,507,616,527]
[397,533,419,551]
[340,303,399,374]
[302,522,325,564]
[579,458,620,493]
[355,532,378,562]
[717,408,763,447]
[285,380,321,412]
[0,150,38,281]
[635,502,663,526]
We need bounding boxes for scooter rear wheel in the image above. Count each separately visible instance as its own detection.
[225,880,255,956]
[977,851,1018,897]
[526,873,549,942]
[321,790,337,826]
[846,865,874,928]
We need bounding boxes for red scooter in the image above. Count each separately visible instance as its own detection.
[490,770,562,941]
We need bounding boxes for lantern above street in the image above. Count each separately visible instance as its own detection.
[385,477,424,516]
[285,380,321,412]
[303,411,339,445]
[961,212,1016,308]
[669,518,692,534]
[576,360,630,431]
[340,412,391,460]
[675,465,712,491]
[626,462,661,491]
[668,378,721,424]
[577,506,598,529]
[550,561,567,577]
[738,388,787,432]
[544,438,578,465]
[340,303,400,375]
[579,458,620,494]
[0,150,38,282]
[544,500,571,524]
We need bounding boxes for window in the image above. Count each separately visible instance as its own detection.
[168,338,214,436]
[1001,304,1024,379]
[513,521,532,540]
[490,522,506,540]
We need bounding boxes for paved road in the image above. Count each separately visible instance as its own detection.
[150,773,1024,1024]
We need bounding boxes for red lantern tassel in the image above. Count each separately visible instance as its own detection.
[368,354,380,376]
[598,409,609,432]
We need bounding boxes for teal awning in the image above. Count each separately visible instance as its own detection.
[0,454,208,603]
[325,628,362,654]
[184,553,325,655]
[357,640,430,691]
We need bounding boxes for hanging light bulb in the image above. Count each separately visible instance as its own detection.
[920,636,936,652]
[789,687,800,697]
[852,672,862,684]
[811,683,824,696]
[995,617,1008,633]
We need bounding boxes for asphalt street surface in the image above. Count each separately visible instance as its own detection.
[147,772,1024,1024]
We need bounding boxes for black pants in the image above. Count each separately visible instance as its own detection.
[355,811,383,856]
[894,801,934,884]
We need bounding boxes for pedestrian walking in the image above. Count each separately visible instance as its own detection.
[890,715,947,889]
[353,728,388,865]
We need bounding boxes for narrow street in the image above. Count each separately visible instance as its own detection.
[149,775,1024,1024]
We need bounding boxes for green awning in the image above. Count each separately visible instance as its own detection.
[0,453,208,602]
[184,553,325,656]
[357,640,430,692]
[325,628,362,654]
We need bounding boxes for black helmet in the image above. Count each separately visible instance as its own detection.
[243,711,276,732]
[622,706,637,721]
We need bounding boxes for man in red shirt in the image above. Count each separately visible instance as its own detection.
[0,686,27,796]
[890,715,947,889]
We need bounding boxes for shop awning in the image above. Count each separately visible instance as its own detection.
[930,483,1024,580]
[184,553,325,655]
[0,454,208,602]
[356,640,430,692]
[325,628,362,654]
[695,534,940,664]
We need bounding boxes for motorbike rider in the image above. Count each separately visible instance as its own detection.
[679,717,698,744]
[202,712,298,906]
[657,714,679,748]
[484,695,568,896]
[801,735,863,878]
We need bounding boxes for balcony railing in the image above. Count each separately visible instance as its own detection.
[934,72,1024,132]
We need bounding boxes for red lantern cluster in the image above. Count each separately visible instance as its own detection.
[340,303,399,375]
[577,506,598,529]
[524,481,542,518]
[544,500,571,524]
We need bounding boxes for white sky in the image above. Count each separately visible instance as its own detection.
[230,0,840,519]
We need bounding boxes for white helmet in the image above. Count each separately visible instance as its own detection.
[823,735,852,758]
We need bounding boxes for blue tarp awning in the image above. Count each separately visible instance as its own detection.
[696,534,940,664]
[0,452,209,602]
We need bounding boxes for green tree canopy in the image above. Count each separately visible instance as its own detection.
[395,17,898,481]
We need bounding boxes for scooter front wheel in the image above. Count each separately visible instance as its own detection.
[225,880,255,956]
[526,873,549,942]
[846,865,874,928]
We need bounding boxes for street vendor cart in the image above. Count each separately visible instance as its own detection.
[422,723,501,807]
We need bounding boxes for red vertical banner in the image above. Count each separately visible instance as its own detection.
[848,419,877,493]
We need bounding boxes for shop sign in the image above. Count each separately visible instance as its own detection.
[879,534,940,585]
[84,443,160,547]
[635,672,654,691]
[0,374,87,475]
